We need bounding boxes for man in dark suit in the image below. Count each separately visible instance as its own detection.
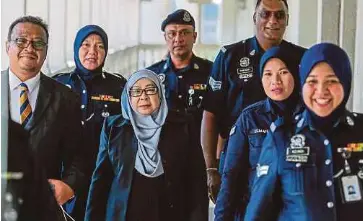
[3,15,85,210]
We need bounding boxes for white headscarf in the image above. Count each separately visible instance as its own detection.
[121,69,168,177]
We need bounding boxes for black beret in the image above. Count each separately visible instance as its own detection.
[161,9,195,31]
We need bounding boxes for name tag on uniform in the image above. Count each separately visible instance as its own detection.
[286,134,310,163]
[340,175,363,203]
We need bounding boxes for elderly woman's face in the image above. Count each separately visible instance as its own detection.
[262,58,295,101]
[78,34,106,70]
[302,62,344,117]
[130,78,161,115]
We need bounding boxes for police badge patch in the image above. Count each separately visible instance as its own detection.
[158,73,166,83]
[240,57,250,67]
[209,77,222,91]
[183,11,191,22]
[286,134,310,163]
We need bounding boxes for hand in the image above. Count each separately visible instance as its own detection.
[48,179,75,205]
[207,169,221,204]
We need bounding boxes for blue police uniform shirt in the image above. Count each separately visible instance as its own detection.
[245,110,363,221]
[214,99,301,221]
[203,36,306,139]
[53,71,126,171]
[147,54,212,127]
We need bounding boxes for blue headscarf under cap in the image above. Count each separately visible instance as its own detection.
[121,69,168,178]
[259,46,300,117]
[74,25,108,80]
[299,43,352,135]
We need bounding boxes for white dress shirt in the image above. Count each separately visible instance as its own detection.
[9,69,41,124]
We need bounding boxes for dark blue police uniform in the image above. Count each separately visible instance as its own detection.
[147,54,212,128]
[245,110,363,221]
[53,71,126,168]
[202,36,305,171]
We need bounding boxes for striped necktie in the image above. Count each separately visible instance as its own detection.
[19,83,32,126]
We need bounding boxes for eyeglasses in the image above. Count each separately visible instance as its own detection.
[11,37,47,50]
[129,87,158,97]
[258,10,287,20]
[165,29,193,40]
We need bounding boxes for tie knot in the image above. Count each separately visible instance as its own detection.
[19,83,29,91]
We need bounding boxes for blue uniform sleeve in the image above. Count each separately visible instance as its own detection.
[202,49,228,118]
[244,131,280,221]
[214,114,250,221]
[85,119,114,221]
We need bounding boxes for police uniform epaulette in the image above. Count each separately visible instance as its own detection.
[52,72,71,78]
[241,100,266,115]
[105,72,126,80]
[220,39,250,54]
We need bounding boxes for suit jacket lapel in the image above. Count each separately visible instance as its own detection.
[26,73,52,130]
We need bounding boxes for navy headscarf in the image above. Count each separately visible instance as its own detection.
[299,42,352,134]
[259,46,300,117]
[74,25,108,80]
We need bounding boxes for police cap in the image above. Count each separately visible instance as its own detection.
[161,9,195,31]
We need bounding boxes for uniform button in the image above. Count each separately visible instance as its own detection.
[325,159,331,165]
[81,121,84,125]
[81,105,85,109]
[82,90,86,94]
[178,95,182,99]
[104,104,108,108]
[326,180,333,187]
[169,204,174,208]
[324,139,329,146]
[296,163,302,168]
[295,115,300,120]
[327,202,334,208]
[178,75,183,79]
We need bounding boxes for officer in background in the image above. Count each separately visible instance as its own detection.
[201,0,306,203]
[53,25,126,220]
[147,9,213,132]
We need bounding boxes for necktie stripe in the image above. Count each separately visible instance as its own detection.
[19,83,32,126]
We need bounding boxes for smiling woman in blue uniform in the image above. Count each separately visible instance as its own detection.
[53,25,126,220]
[214,46,301,221]
[244,43,363,221]
[85,70,207,221]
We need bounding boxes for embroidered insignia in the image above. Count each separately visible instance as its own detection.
[250,49,256,56]
[346,116,354,126]
[345,143,363,152]
[230,126,236,136]
[257,164,269,177]
[286,134,310,163]
[190,84,207,90]
[158,73,166,83]
[209,77,222,91]
[237,67,253,79]
[240,57,250,67]
[194,63,199,70]
[91,95,120,102]
[250,128,268,134]
[101,112,110,118]
[221,46,227,53]
[183,11,191,22]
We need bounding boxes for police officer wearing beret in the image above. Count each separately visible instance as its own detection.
[201,0,306,203]
[147,9,213,134]
[53,25,126,220]
[244,43,363,221]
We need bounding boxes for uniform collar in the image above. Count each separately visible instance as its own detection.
[163,53,199,73]
[295,109,355,133]
[70,70,104,81]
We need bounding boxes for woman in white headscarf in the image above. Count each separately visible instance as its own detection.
[85,69,208,221]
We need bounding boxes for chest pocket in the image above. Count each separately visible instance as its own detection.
[280,154,317,195]
[91,98,121,122]
[248,133,266,169]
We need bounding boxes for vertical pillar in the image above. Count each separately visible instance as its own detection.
[317,0,340,44]
[353,0,363,112]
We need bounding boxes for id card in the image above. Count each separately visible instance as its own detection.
[340,175,363,203]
